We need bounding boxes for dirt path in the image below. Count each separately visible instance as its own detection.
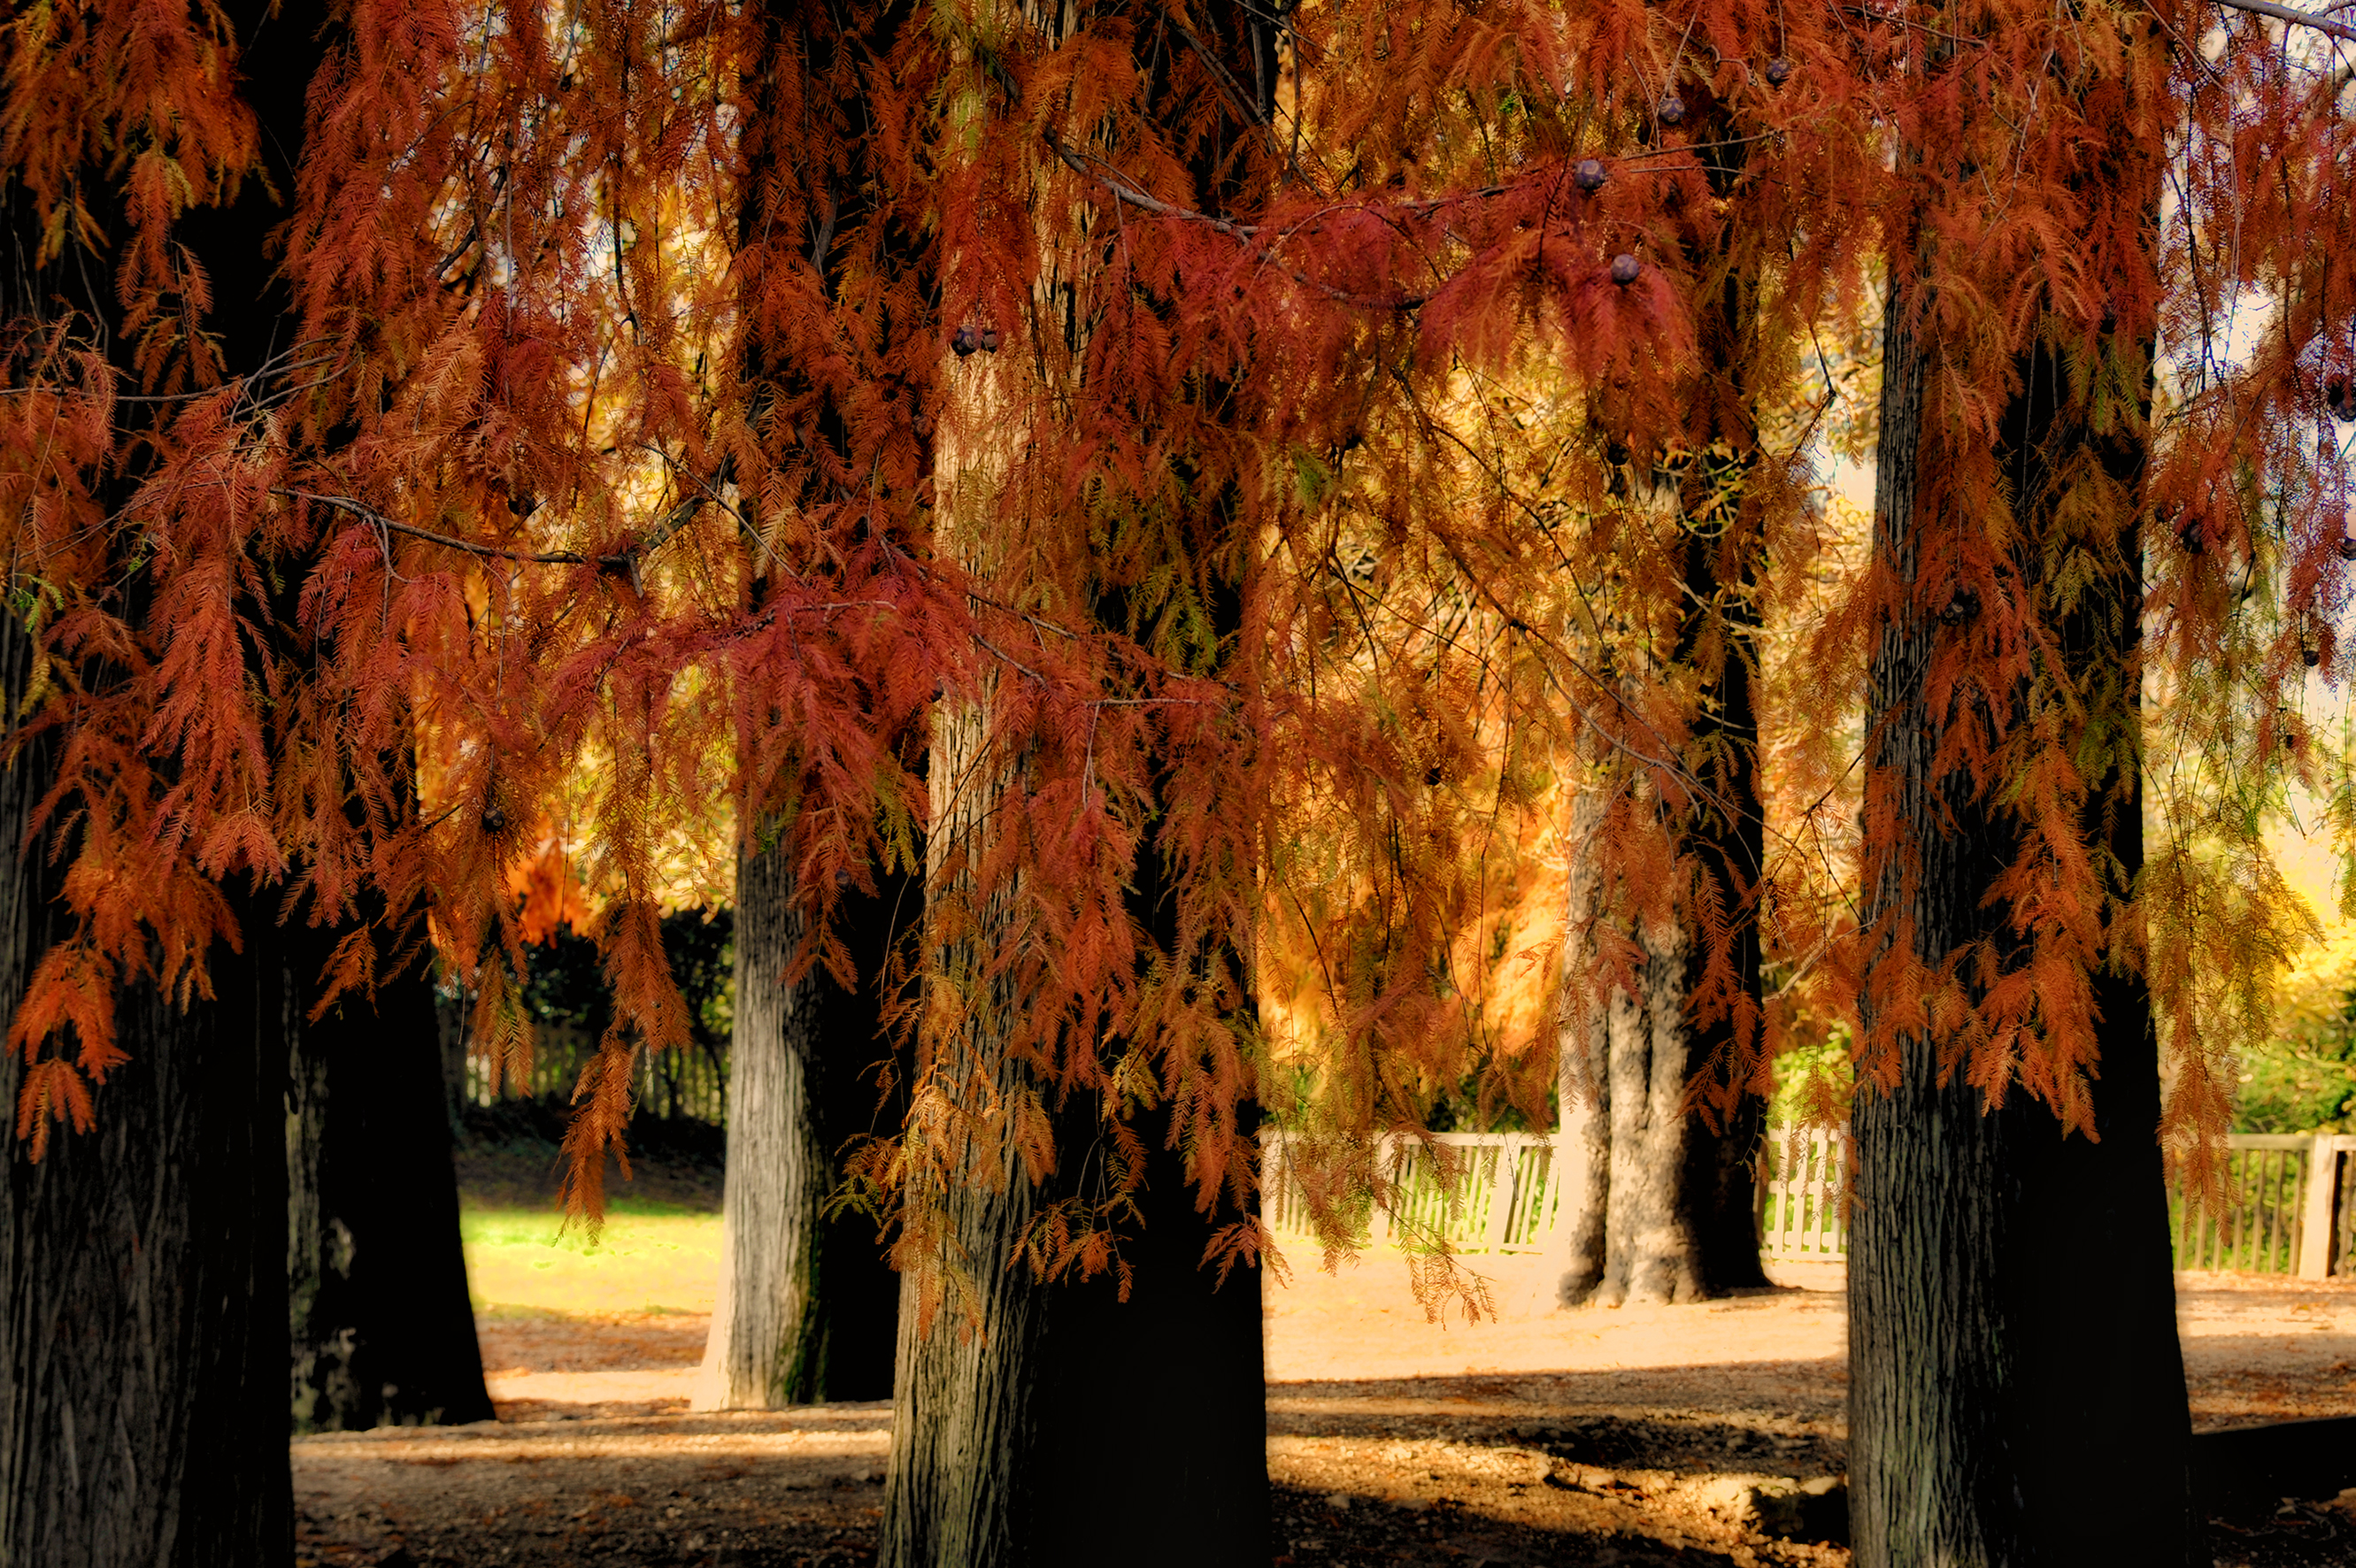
[293,1257,2356,1567]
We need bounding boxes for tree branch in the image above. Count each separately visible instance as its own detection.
[2211,0,2356,41]
[1043,130,1431,311]
[277,476,724,580]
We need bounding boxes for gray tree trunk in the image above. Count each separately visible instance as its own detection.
[1549,789,1750,1309]
[1846,292,2196,1564]
[1543,793,1613,1306]
[1595,920,1705,1306]
[695,832,835,1408]
[697,0,910,1406]
[882,697,1043,1563]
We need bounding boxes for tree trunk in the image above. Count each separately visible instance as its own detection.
[0,619,293,1566]
[1542,995,1611,1309]
[1595,920,1705,1305]
[1547,145,1773,1307]
[0,1,327,1552]
[698,0,916,1410]
[1551,788,1762,1309]
[882,696,1043,1564]
[1847,293,2196,1564]
[883,0,1273,1555]
[289,931,494,1432]
[695,835,903,1408]
[1671,442,1772,1297]
[882,702,1267,1567]
[697,832,828,1409]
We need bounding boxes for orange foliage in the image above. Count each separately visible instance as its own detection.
[4,0,2351,1257]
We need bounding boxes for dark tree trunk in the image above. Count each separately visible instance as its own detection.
[1671,438,1772,1298]
[800,870,914,1397]
[696,835,904,1407]
[289,929,494,1431]
[1847,293,2196,1564]
[158,0,497,1440]
[1024,1097,1268,1562]
[882,709,1268,1568]
[0,617,292,1566]
[0,2,329,1555]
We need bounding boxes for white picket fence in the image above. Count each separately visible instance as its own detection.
[1259,1127,1839,1259]
[1263,1127,2349,1276]
[1758,1126,1845,1260]
[1260,1133,1563,1255]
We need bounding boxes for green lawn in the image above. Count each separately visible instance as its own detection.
[459,1198,723,1317]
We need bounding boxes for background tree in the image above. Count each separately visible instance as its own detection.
[1545,84,1797,1309]
[691,0,921,1414]
[289,914,495,1433]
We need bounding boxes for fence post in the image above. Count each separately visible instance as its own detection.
[2299,1132,2338,1280]
[1480,1135,1516,1252]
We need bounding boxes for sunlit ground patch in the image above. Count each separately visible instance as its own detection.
[460,1202,722,1318]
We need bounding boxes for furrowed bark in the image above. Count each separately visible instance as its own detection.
[697,831,826,1409]
[162,0,497,1439]
[0,623,289,1561]
[1543,793,1611,1305]
[884,3,1274,1553]
[883,703,1268,1567]
[0,1,333,1554]
[696,837,904,1408]
[1597,919,1705,1305]
[882,691,1041,1564]
[0,880,292,1565]
[1847,294,2196,1564]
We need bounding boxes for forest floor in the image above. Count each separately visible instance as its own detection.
[290,1141,2356,1568]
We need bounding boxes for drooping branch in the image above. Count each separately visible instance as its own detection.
[275,476,726,581]
[1043,130,1434,311]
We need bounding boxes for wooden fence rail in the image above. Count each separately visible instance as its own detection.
[1264,1127,2356,1277]
[450,1029,2353,1281]
[1757,1126,1844,1260]
[1260,1134,1562,1255]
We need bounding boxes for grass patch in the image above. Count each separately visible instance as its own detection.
[459,1203,722,1318]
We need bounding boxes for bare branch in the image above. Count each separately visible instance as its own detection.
[2211,0,2356,41]
[276,478,723,580]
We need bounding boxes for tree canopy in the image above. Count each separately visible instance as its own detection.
[4,0,2353,1264]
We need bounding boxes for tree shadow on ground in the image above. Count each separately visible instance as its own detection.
[1269,1363,1851,1479]
[1272,1484,1780,1566]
